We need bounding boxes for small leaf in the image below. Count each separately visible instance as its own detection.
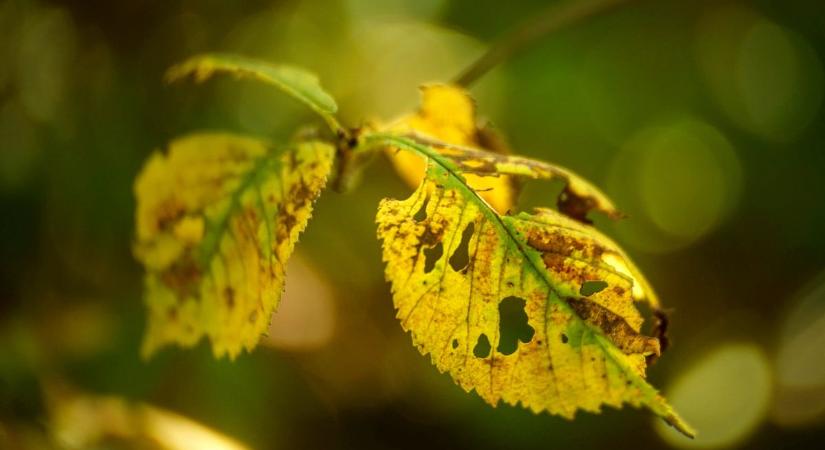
[133,133,334,358]
[384,84,519,214]
[166,53,339,124]
[373,134,693,437]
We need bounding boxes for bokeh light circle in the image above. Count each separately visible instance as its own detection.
[694,4,824,142]
[773,272,825,427]
[607,118,742,253]
[656,343,772,449]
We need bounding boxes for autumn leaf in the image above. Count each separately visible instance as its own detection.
[384,85,519,214]
[166,53,340,131]
[370,134,693,437]
[405,132,626,224]
[395,132,661,309]
[133,133,334,358]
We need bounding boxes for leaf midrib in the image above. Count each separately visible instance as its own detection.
[365,133,691,435]
[197,152,278,268]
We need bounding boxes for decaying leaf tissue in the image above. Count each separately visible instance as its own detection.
[131,54,694,438]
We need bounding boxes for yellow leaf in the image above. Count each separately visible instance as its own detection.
[372,134,693,437]
[397,133,658,307]
[384,84,519,214]
[133,133,334,358]
[408,133,625,223]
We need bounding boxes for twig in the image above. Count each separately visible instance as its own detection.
[454,0,638,87]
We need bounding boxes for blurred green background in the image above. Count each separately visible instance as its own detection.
[2,0,825,448]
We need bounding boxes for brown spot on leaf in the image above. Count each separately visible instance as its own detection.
[454,156,497,173]
[160,258,201,299]
[557,186,596,224]
[155,198,186,231]
[566,297,660,357]
[527,228,599,257]
[647,308,670,365]
[420,226,442,246]
[288,181,314,208]
[288,150,300,170]
[224,287,235,309]
[276,203,299,243]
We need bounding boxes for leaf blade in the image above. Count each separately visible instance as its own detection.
[133,133,334,358]
[404,132,622,221]
[383,85,519,214]
[166,53,339,125]
[372,133,692,437]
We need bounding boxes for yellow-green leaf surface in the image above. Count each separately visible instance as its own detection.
[406,132,624,223]
[384,85,519,215]
[401,132,660,310]
[133,133,334,358]
[166,53,338,123]
[371,134,693,437]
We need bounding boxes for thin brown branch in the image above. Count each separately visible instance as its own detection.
[454,0,638,87]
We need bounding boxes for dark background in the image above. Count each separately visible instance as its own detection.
[2,0,824,449]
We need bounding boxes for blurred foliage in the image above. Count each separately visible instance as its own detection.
[2,0,825,449]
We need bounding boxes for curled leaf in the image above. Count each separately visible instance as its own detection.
[406,133,623,222]
[166,53,339,125]
[384,84,519,214]
[134,133,334,358]
[373,134,692,437]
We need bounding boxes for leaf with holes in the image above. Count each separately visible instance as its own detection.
[394,131,660,310]
[133,133,334,358]
[384,84,519,214]
[373,134,693,437]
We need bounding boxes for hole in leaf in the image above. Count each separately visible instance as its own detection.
[473,333,491,358]
[561,333,569,344]
[423,242,443,273]
[497,296,535,355]
[580,280,608,296]
[413,197,429,222]
[452,339,459,349]
[449,222,474,272]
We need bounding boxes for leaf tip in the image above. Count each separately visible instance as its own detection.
[664,412,696,439]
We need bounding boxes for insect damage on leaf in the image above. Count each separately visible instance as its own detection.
[373,135,693,438]
[133,133,334,358]
[405,134,625,223]
[384,84,519,214]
